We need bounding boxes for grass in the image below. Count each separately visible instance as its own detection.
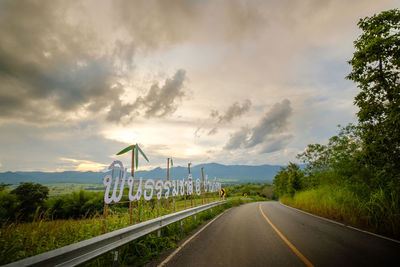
[281,185,400,239]
[0,195,252,265]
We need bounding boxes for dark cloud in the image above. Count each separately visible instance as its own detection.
[0,1,188,125]
[224,127,250,150]
[106,69,186,121]
[217,99,251,124]
[246,99,292,147]
[259,134,293,153]
[139,69,186,118]
[224,99,293,153]
[208,99,251,135]
[0,0,126,124]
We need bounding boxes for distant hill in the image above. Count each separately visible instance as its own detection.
[0,163,286,185]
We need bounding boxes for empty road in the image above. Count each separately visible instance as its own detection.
[159,201,399,267]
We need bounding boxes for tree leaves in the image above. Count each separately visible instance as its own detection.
[347,8,400,189]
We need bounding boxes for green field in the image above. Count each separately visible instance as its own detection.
[45,183,104,197]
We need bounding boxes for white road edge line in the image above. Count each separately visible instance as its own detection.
[158,210,228,267]
[279,201,400,244]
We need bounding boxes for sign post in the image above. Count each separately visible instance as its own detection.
[115,144,149,225]
[201,167,205,204]
[220,188,226,200]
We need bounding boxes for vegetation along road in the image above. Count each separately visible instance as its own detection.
[158,202,399,267]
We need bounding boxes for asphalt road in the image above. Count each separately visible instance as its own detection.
[160,201,399,267]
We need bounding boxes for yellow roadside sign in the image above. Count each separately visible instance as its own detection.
[244,193,247,198]
[220,188,226,197]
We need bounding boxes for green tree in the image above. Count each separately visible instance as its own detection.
[287,163,303,196]
[0,190,18,223]
[48,190,104,219]
[346,9,400,190]
[297,124,365,187]
[0,183,11,191]
[273,167,289,196]
[273,163,304,196]
[11,182,49,220]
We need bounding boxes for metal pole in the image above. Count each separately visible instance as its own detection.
[131,146,135,177]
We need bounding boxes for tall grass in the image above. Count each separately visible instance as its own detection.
[281,185,399,238]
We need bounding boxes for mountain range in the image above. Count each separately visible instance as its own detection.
[0,163,285,185]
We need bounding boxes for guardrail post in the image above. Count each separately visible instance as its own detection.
[129,201,133,224]
[157,199,160,217]
[113,248,119,267]
[180,220,183,235]
[102,204,108,234]
[194,214,197,223]
[157,229,161,237]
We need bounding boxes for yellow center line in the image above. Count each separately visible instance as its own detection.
[258,204,314,267]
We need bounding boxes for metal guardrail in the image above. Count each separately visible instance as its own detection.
[4,200,227,267]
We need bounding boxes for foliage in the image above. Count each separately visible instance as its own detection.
[346,9,400,191]
[0,183,11,191]
[9,183,49,221]
[0,191,18,224]
[273,162,304,196]
[46,190,104,220]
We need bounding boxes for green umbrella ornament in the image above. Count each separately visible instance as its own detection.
[116,143,149,177]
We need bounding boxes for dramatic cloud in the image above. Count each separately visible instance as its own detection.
[106,69,187,121]
[225,99,293,153]
[0,1,126,124]
[0,1,188,125]
[208,99,251,135]
[139,69,186,118]
[224,127,251,150]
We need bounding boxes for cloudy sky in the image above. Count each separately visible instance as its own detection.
[0,0,397,172]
